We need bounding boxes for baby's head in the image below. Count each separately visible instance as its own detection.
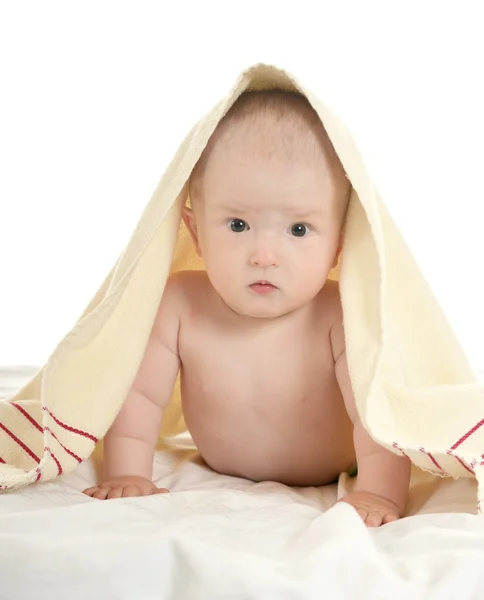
[183,90,351,320]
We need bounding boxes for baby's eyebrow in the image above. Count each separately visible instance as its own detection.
[284,209,327,220]
[215,205,250,215]
[289,211,320,219]
[214,205,326,220]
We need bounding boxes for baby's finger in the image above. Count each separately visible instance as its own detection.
[82,486,99,497]
[151,487,170,495]
[92,486,111,500]
[107,486,124,500]
[365,512,383,528]
[382,513,399,525]
[121,485,142,498]
[356,509,368,523]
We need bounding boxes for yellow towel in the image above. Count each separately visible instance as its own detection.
[1,63,483,507]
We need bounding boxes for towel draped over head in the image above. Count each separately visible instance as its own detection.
[1,63,483,508]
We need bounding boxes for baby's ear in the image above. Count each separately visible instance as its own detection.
[182,206,202,257]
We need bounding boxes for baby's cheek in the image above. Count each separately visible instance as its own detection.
[297,251,331,286]
[204,250,242,300]
[206,244,237,276]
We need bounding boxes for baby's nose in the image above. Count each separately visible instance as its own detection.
[250,243,278,268]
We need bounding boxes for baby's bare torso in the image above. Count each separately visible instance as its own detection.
[175,271,355,486]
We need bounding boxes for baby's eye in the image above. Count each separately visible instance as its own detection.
[229,219,248,233]
[290,223,309,237]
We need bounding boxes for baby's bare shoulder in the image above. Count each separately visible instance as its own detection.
[152,270,199,317]
[317,279,342,317]
[315,280,344,357]
[167,269,209,296]
[164,269,212,312]
[152,271,207,341]
[320,280,345,361]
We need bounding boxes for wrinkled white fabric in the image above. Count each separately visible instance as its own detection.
[0,444,482,600]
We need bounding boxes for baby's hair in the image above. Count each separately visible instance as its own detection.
[189,89,350,208]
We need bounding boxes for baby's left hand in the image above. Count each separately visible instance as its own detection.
[340,491,401,527]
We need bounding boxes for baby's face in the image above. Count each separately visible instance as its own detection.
[185,149,346,320]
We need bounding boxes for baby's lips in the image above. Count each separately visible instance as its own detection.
[250,281,277,287]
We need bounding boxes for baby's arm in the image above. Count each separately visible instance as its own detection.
[334,345,411,519]
[330,298,411,526]
[83,275,181,500]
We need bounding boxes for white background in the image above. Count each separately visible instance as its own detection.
[0,1,483,372]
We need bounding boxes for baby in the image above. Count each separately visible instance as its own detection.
[83,90,411,527]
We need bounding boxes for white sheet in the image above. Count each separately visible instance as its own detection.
[1,437,484,600]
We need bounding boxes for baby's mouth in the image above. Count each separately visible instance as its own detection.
[249,281,278,294]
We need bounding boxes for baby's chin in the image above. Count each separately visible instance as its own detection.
[236,308,289,320]
[223,296,300,321]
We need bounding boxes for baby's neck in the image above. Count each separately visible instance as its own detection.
[211,287,315,331]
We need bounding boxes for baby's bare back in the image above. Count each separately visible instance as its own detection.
[177,271,355,486]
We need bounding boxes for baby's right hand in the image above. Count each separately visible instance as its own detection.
[83,476,169,500]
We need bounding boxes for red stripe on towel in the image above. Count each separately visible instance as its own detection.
[453,455,474,475]
[0,457,5,464]
[392,442,409,457]
[419,448,447,474]
[45,447,63,475]
[10,402,43,433]
[44,426,82,463]
[52,452,62,475]
[450,418,484,450]
[0,422,40,464]
[42,407,98,443]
